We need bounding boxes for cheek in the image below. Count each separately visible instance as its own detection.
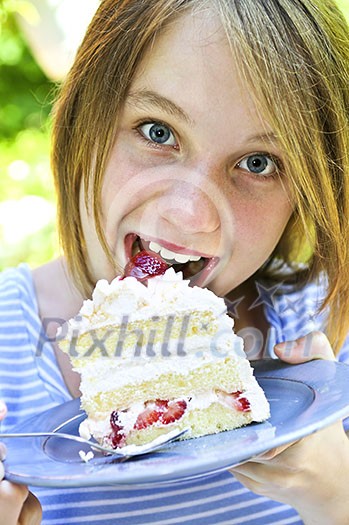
[79,184,117,280]
[233,190,293,252]
[101,149,175,246]
[101,152,148,228]
[213,198,292,293]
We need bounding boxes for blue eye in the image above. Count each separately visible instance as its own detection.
[139,122,177,146]
[238,154,279,177]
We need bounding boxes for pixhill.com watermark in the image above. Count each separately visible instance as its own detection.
[36,313,247,359]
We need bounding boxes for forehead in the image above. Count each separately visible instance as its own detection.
[128,8,274,143]
[133,9,231,90]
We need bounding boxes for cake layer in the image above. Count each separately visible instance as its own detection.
[79,356,265,417]
[79,388,270,448]
[124,403,258,446]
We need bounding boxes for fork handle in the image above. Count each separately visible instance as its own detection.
[0,432,116,455]
[0,432,62,438]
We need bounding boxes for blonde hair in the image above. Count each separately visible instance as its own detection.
[51,0,349,352]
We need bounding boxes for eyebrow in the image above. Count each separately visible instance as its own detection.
[127,89,194,125]
[127,89,278,147]
[245,132,278,145]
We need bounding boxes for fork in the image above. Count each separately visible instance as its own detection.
[0,428,188,458]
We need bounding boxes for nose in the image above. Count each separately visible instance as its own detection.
[156,179,221,234]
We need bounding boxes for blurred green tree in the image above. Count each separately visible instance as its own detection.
[0,1,58,270]
[0,2,54,139]
[337,0,349,19]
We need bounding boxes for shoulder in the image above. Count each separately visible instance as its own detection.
[263,276,328,349]
[274,276,349,361]
[338,334,349,364]
[0,263,37,311]
[31,258,84,326]
[0,264,41,340]
[268,275,326,325]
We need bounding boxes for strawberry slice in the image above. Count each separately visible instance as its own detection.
[217,390,251,412]
[124,250,168,281]
[134,405,163,430]
[231,391,251,412]
[160,400,187,424]
[153,399,169,410]
[133,398,187,430]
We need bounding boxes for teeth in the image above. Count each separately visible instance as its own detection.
[173,253,193,264]
[149,241,162,253]
[149,241,202,264]
[160,247,179,261]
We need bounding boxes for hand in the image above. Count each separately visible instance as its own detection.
[0,401,42,525]
[230,331,349,525]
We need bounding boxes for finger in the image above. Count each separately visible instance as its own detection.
[274,331,335,363]
[18,491,42,525]
[0,401,7,422]
[0,481,28,525]
[231,457,290,486]
[251,441,297,462]
[230,462,268,485]
[231,470,261,495]
[0,443,7,483]
[0,443,7,461]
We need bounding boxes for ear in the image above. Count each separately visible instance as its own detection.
[274,331,335,363]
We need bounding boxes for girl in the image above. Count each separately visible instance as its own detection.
[1,0,349,523]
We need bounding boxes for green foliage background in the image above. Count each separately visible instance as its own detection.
[338,0,349,18]
[0,1,57,270]
[0,0,349,271]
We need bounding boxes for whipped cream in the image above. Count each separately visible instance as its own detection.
[78,348,249,399]
[58,269,229,340]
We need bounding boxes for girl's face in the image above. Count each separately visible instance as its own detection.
[81,9,293,297]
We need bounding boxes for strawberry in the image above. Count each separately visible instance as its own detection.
[231,391,251,412]
[217,390,251,412]
[154,399,169,410]
[134,405,162,430]
[109,410,126,448]
[160,400,187,424]
[124,250,168,281]
[133,398,187,430]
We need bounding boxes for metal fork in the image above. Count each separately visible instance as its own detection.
[0,428,188,458]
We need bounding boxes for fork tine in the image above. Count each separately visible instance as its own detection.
[117,428,189,457]
[0,428,188,458]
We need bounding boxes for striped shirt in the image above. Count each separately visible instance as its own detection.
[0,264,348,525]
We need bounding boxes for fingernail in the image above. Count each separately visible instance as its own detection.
[275,339,298,355]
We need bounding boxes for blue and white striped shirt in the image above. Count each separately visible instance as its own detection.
[0,264,348,525]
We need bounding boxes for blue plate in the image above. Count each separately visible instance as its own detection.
[3,359,349,487]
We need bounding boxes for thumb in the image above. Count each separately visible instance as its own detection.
[274,331,335,364]
[0,401,7,467]
[0,401,7,422]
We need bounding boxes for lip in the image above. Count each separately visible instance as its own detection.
[189,256,220,287]
[124,233,215,259]
[142,234,214,258]
[124,233,138,262]
[124,233,220,286]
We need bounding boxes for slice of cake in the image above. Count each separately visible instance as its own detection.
[58,260,270,449]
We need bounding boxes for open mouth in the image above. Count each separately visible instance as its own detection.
[125,234,218,285]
